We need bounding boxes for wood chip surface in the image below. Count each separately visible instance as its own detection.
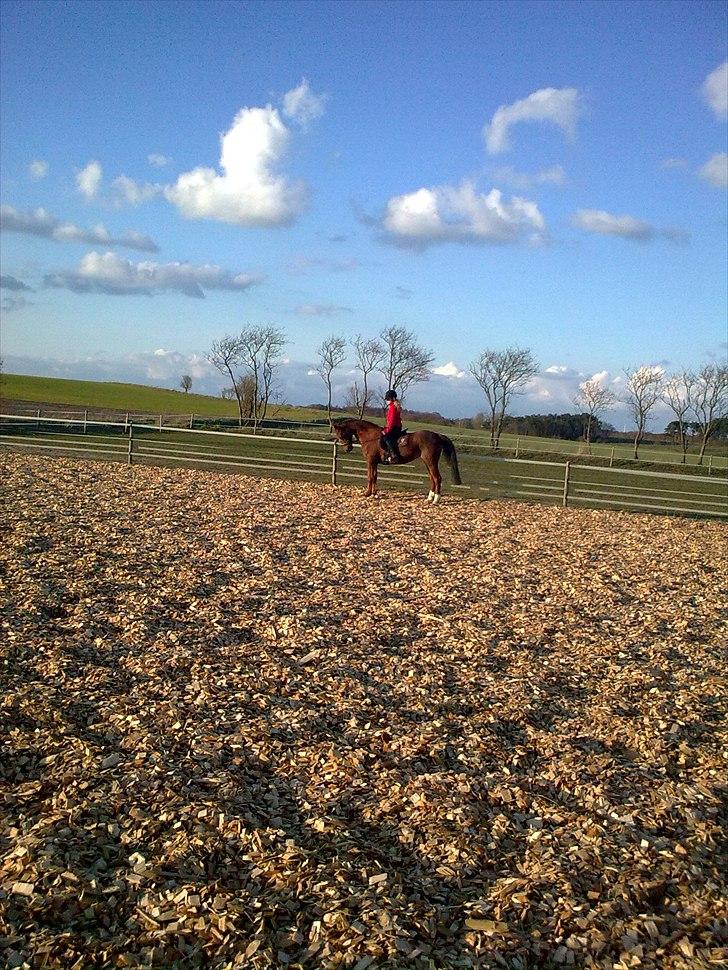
[1,454,726,969]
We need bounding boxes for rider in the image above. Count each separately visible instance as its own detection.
[381,389,402,463]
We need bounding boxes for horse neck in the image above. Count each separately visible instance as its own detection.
[349,419,380,440]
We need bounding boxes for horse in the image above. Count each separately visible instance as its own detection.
[332,418,462,503]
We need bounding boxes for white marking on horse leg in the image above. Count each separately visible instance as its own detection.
[432,493,440,504]
[427,490,434,501]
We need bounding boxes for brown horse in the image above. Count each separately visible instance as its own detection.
[332,418,461,502]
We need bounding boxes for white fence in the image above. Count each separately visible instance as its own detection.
[1,414,726,519]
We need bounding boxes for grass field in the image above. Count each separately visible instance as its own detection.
[2,371,726,470]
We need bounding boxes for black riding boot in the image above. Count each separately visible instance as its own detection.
[382,438,397,463]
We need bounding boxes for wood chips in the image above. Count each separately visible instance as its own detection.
[1,454,726,969]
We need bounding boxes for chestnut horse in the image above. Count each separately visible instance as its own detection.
[332,419,461,502]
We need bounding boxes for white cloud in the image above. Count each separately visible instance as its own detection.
[165,105,307,226]
[148,153,170,167]
[383,181,546,249]
[112,175,163,206]
[44,250,263,298]
[282,78,327,127]
[484,87,581,154]
[285,254,360,275]
[295,303,353,316]
[76,160,102,200]
[660,157,688,170]
[702,61,728,119]
[0,204,158,252]
[544,365,568,374]
[698,152,728,188]
[571,208,653,240]
[28,159,48,180]
[432,361,465,378]
[492,164,566,189]
[590,370,610,386]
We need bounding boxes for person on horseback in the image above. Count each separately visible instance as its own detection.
[381,389,402,463]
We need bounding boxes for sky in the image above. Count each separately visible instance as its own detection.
[1,0,726,426]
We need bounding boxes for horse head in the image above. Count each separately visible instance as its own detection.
[332,420,355,452]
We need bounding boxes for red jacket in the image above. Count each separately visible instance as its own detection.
[383,400,402,434]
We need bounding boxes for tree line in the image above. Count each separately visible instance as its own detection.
[183,325,727,465]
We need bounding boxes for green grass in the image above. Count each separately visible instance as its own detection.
[0,373,330,423]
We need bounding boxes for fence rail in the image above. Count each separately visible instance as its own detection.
[1,414,726,519]
[4,404,726,471]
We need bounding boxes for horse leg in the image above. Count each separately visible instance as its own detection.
[422,450,442,503]
[366,459,379,498]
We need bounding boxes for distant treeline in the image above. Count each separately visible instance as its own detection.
[459,412,615,440]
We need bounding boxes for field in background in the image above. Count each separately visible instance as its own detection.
[2,371,726,471]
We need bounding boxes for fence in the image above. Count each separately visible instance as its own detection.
[5,404,726,472]
[1,414,726,519]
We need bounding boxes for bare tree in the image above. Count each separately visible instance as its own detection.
[662,372,695,463]
[239,325,287,433]
[208,335,245,427]
[350,335,384,418]
[470,347,539,449]
[622,365,664,459]
[689,363,728,464]
[572,378,617,453]
[180,374,192,394]
[378,326,434,403]
[315,335,347,428]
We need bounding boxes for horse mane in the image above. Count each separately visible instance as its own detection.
[334,418,381,433]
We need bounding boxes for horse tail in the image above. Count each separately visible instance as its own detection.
[439,435,462,485]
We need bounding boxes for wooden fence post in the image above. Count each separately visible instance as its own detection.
[331,441,338,485]
[562,461,571,508]
[189,413,194,430]
[609,447,614,468]
[515,437,520,459]
[158,414,163,432]
[124,412,129,431]
[127,425,133,466]
[36,408,41,431]
[83,409,88,434]
[707,456,713,476]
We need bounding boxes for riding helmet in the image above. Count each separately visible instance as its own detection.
[385,389,398,400]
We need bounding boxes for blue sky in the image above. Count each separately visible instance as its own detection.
[1,0,726,423]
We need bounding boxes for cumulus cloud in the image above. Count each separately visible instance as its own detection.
[432,362,466,378]
[282,78,327,127]
[383,181,546,249]
[76,160,102,199]
[1,274,32,291]
[112,175,164,206]
[571,208,653,240]
[165,104,308,226]
[492,164,566,189]
[484,87,581,154]
[702,61,728,119]
[0,204,158,252]
[294,303,353,316]
[698,152,728,188]
[148,153,170,167]
[28,159,48,180]
[44,251,263,298]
